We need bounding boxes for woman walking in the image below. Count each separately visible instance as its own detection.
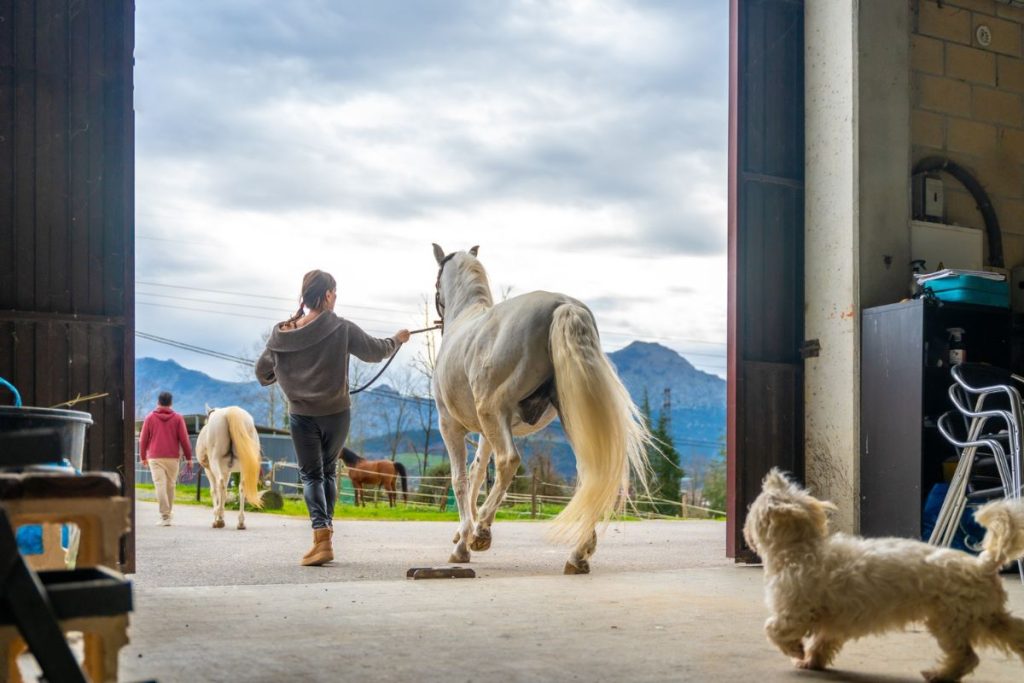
[256,269,410,566]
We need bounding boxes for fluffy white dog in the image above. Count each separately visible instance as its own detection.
[744,469,1024,682]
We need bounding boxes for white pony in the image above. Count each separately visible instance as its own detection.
[195,406,266,529]
[431,244,651,574]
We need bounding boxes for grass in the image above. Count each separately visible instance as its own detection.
[135,483,721,523]
[135,482,570,522]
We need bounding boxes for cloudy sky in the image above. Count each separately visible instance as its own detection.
[134,0,728,383]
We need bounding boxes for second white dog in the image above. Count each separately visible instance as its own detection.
[744,469,1024,682]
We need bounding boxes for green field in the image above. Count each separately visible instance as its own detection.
[135,482,568,522]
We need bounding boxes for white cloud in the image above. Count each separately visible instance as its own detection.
[134,0,728,381]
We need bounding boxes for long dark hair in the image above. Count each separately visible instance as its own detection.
[283,269,336,327]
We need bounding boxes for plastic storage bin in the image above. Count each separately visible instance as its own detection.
[923,275,1009,308]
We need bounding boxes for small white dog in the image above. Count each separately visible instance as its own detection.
[744,469,1024,682]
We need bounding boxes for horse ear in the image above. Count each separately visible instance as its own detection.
[468,245,479,257]
[432,243,446,265]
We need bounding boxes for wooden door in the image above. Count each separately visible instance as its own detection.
[0,0,136,568]
[727,0,805,560]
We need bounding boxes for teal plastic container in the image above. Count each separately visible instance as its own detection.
[923,275,1009,308]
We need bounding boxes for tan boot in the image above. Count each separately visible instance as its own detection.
[301,527,334,566]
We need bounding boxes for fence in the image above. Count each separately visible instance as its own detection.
[137,457,725,520]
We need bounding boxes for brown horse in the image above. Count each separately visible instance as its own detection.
[341,447,408,507]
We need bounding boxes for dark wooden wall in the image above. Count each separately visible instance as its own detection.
[727,0,805,559]
[0,0,135,566]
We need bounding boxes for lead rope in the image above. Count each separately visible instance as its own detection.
[348,324,441,395]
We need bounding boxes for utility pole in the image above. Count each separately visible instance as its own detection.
[662,387,672,427]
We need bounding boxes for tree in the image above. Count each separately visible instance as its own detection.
[421,458,451,506]
[409,297,440,474]
[379,365,416,461]
[651,412,683,515]
[519,435,567,498]
[346,358,374,453]
[640,387,684,516]
[702,443,727,514]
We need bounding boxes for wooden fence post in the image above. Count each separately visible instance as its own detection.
[531,470,538,519]
[440,483,450,512]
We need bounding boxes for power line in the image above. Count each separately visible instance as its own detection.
[136,301,281,323]
[136,280,726,349]
[137,294,727,361]
[136,280,294,303]
[136,332,256,366]
[135,330,726,424]
[137,291,293,314]
[137,291,413,331]
[135,300,401,339]
[136,280,420,316]
[134,331,434,406]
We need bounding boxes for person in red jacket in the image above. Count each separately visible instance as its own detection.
[139,392,194,526]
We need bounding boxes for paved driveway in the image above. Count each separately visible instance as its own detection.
[120,502,1024,683]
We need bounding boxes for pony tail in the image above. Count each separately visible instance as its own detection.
[281,269,336,328]
[282,303,304,329]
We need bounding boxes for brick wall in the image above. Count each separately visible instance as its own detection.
[912,0,1024,268]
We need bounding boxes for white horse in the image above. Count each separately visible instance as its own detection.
[195,406,266,529]
[431,244,651,574]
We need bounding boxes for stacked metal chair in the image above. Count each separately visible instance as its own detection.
[935,363,1023,582]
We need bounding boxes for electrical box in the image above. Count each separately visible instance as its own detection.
[910,220,984,272]
[913,174,944,221]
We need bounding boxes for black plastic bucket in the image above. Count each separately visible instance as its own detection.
[0,406,94,470]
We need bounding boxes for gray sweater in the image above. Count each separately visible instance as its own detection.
[255,312,397,416]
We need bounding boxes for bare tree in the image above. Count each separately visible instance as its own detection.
[238,332,289,429]
[380,364,417,461]
[409,297,440,474]
[520,435,567,497]
[411,392,435,476]
[346,357,374,453]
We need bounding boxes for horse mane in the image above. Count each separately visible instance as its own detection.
[340,447,363,466]
[447,255,493,315]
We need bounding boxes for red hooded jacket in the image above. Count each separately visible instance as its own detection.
[139,406,193,462]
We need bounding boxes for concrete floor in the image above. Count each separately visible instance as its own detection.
[118,502,1024,683]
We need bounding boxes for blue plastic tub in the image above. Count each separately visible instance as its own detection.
[923,275,1009,308]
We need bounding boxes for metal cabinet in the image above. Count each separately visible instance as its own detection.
[860,299,1011,538]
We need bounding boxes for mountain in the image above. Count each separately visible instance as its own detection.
[608,341,725,409]
[135,341,725,478]
[134,357,266,418]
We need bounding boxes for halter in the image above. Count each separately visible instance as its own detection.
[433,251,457,333]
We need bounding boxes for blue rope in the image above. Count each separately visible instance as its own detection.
[0,377,22,407]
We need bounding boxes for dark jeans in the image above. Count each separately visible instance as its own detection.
[289,410,350,529]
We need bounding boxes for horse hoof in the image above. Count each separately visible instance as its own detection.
[212,520,225,529]
[563,560,590,575]
[449,550,471,564]
[237,523,246,530]
[470,528,492,552]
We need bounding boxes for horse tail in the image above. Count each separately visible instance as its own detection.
[394,462,408,502]
[548,303,651,548]
[222,407,266,509]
